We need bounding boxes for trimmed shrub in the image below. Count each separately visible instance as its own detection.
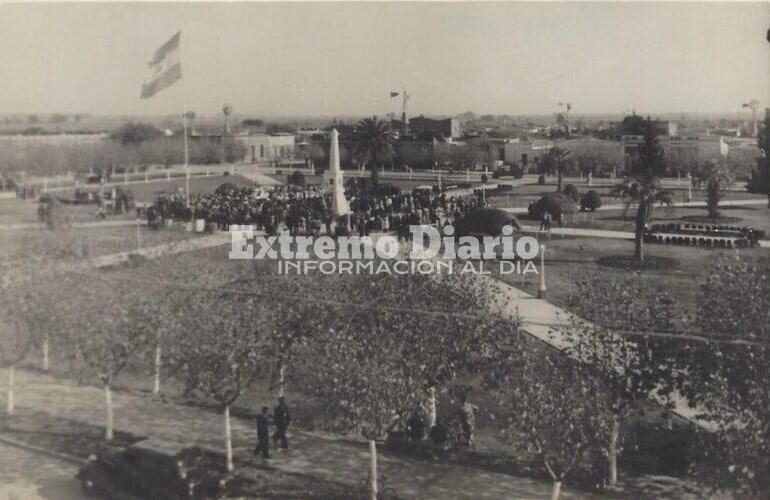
[215,183,238,195]
[581,190,602,211]
[455,208,521,237]
[527,193,577,221]
[562,183,580,203]
[374,183,400,196]
[537,174,546,185]
[288,170,306,187]
[37,195,69,229]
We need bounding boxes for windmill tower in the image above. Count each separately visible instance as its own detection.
[222,103,233,136]
[742,100,759,137]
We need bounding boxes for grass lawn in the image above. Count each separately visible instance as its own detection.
[495,235,769,311]
[54,174,256,205]
[487,183,767,210]
[0,198,138,225]
[559,205,770,235]
[0,225,200,263]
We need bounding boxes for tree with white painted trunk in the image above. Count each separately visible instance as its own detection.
[675,259,770,497]
[300,272,514,500]
[170,291,267,472]
[0,280,41,415]
[304,318,426,500]
[560,277,680,486]
[489,344,613,500]
[49,273,151,441]
[264,301,330,399]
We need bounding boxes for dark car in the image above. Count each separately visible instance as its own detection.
[76,439,229,499]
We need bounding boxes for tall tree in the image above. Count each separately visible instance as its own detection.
[612,118,671,262]
[561,277,680,486]
[695,159,732,219]
[351,117,395,171]
[171,291,268,472]
[110,122,163,146]
[489,343,613,500]
[678,258,770,497]
[746,108,770,207]
[540,146,571,192]
[54,273,151,441]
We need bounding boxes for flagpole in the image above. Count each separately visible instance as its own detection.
[183,110,190,207]
[181,29,190,208]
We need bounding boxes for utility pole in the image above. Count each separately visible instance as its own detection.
[401,90,410,136]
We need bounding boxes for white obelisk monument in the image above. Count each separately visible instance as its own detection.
[324,129,351,225]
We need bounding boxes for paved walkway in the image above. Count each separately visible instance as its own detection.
[0,441,83,500]
[0,218,145,232]
[5,369,593,499]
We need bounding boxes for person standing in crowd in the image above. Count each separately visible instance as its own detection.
[273,397,291,450]
[255,406,271,459]
[458,394,479,449]
[429,417,449,447]
[406,410,425,442]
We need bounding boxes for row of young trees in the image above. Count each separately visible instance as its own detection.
[0,126,246,179]
[1,251,768,498]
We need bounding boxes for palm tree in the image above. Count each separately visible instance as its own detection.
[540,146,571,192]
[696,159,732,219]
[612,118,671,262]
[747,109,770,208]
[350,117,395,171]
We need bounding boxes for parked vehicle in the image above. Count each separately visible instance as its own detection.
[76,439,229,499]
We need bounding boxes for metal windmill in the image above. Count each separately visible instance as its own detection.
[742,99,759,137]
[222,103,233,135]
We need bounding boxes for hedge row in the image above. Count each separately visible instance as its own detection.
[644,233,754,248]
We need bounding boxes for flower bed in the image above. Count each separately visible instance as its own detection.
[645,222,763,248]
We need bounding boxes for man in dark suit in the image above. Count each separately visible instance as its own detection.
[255,406,270,459]
[273,397,291,450]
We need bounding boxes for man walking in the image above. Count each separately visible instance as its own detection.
[273,397,291,450]
[255,406,270,459]
[458,394,479,449]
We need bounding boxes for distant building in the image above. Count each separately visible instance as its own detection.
[465,137,510,162]
[408,115,460,140]
[622,134,728,166]
[504,139,554,167]
[610,117,678,137]
[236,133,296,163]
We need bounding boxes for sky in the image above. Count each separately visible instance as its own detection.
[0,2,768,118]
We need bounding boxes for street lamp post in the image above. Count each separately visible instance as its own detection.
[538,244,547,299]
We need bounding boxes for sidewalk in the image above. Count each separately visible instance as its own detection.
[5,369,593,499]
[0,218,145,232]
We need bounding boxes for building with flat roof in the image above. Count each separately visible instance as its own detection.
[504,139,554,167]
[236,133,296,163]
[408,115,461,140]
[622,135,728,166]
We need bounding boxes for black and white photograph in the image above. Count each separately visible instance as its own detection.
[0,1,769,499]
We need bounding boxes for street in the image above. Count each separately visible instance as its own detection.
[0,442,84,500]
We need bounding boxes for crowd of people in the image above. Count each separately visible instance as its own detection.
[253,394,482,461]
[386,394,480,452]
[152,181,487,237]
